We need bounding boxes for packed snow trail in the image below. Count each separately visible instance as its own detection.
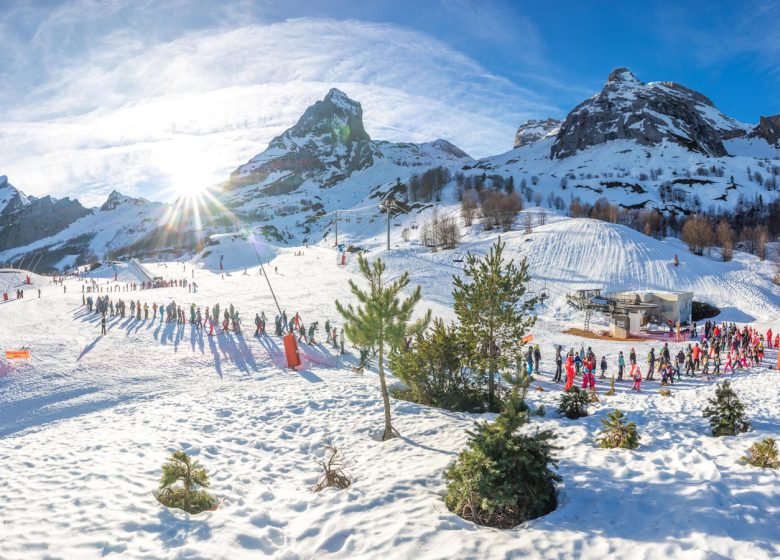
[1,246,779,559]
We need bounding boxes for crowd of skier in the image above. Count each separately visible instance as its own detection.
[81,285,346,353]
[543,319,774,392]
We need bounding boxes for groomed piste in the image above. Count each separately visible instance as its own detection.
[1,216,779,560]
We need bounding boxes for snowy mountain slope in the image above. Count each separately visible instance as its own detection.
[0,192,169,271]
[2,69,779,265]
[346,207,780,325]
[1,246,779,559]
[217,89,473,245]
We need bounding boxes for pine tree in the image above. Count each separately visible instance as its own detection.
[453,238,538,411]
[443,392,560,528]
[336,255,431,440]
[157,450,215,514]
[742,438,780,469]
[557,387,590,419]
[388,319,482,411]
[597,409,640,449]
[702,380,751,436]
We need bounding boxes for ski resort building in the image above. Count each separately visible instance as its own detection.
[609,290,694,336]
[567,288,694,338]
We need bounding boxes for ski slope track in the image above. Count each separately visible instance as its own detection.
[1,239,779,559]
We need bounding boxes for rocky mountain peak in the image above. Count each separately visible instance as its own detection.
[607,67,640,84]
[514,118,561,148]
[228,89,374,192]
[550,68,742,159]
[100,190,145,211]
[0,176,33,216]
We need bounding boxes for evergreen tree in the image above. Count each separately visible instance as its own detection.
[742,438,780,469]
[443,393,560,528]
[157,450,215,514]
[702,380,751,436]
[453,238,538,411]
[336,255,431,440]
[388,319,482,411]
[597,409,640,449]
[557,387,590,419]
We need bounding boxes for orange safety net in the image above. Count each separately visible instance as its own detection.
[5,350,30,359]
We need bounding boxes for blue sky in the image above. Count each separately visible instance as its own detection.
[0,0,777,204]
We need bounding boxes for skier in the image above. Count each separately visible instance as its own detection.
[339,328,346,354]
[600,355,608,379]
[617,351,625,380]
[533,344,541,374]
[553,345,563,383]
[255,313,262,336]
[646,348,655,381]
[564,355,575,391]
[99,315,106,335]
[631,365,642,392]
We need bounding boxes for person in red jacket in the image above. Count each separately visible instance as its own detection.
[692,344,701,370]
[564,356,575,391]
[767,329,773,349]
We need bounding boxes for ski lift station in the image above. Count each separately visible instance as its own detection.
[567,288,694,338]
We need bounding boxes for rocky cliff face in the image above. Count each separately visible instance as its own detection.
[0,196,92,251]
[514,118,560,148]
[0,175,34,216]
[228,88,374,193]
[550,68,747,159]
[749,115,780,146]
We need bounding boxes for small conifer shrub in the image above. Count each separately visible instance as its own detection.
[597,409,640,449]
[444,392,560,528]
[742,438,780,469]
[557,387,590,419]
[156,450,216,514]
[702,380,750,436]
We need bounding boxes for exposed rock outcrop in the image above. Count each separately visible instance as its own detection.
[550,68,747,159]
[514,118,560,148]
[748,115,780,146]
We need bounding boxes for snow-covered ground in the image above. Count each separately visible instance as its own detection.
[1,226,780,559]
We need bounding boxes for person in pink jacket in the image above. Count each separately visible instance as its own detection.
[631,364,642,391]
[581,355,596,389]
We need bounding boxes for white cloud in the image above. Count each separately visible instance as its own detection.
[0,10,560,205]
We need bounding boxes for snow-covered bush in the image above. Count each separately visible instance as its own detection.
[597,410,640,449]
[156,450,216,514]
[444,397,559,528]
[702,380,751,436]
[557,387,590,419]
[742,438,780,469]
